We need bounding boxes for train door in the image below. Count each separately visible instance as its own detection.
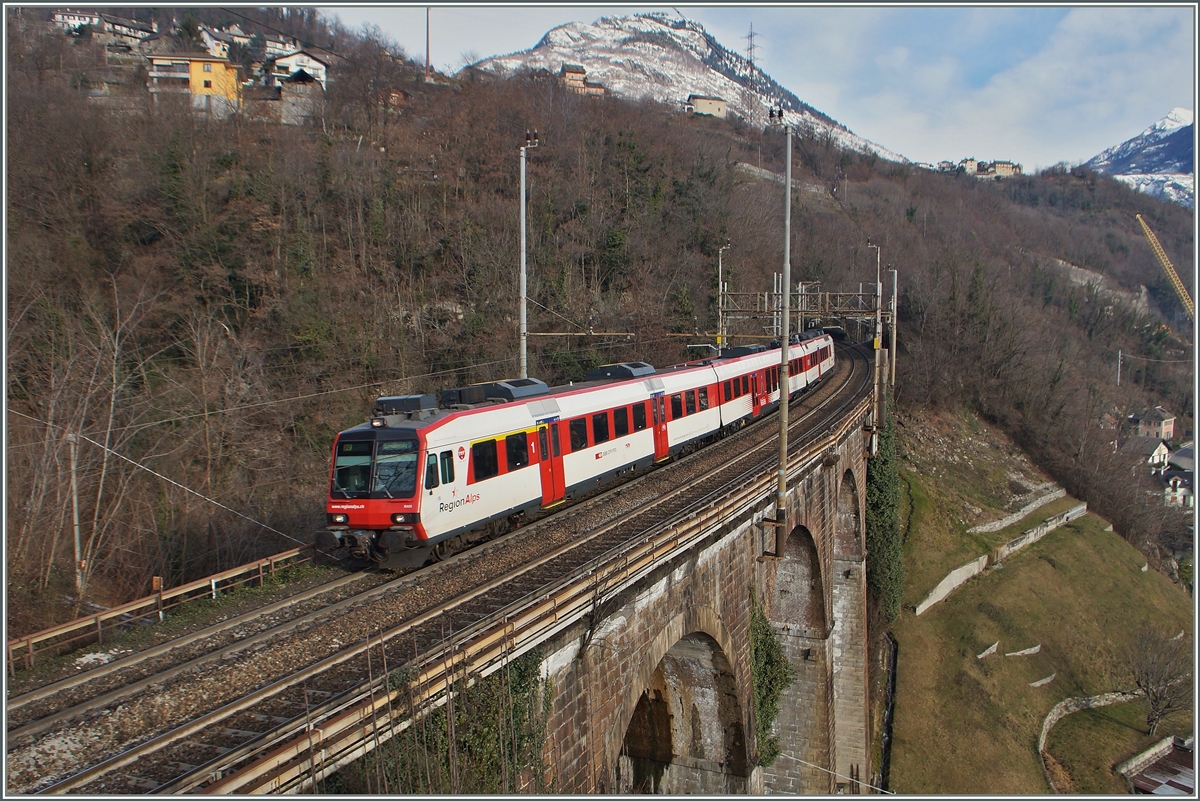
[652,396,669,461]
[751,373,761,414]
[538,422,566,506]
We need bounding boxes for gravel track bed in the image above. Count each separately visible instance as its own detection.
[5,570,395,733]
[9,352,862,794]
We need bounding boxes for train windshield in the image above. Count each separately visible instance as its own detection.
[372,440,418,498]
[331,438,419,499]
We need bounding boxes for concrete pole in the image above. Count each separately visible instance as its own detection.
[718,242,730,350]
[68,432,82,598]
[889,268,898,386]
[519,131,537,378]
[520,144,527,379]
[873,242,883,455]
[775,121,792,557]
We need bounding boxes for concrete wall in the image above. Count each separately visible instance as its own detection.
[916,503,1087,615]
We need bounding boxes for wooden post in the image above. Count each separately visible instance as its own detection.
[153,576,164,622]
[259,561,265,588]
[25,637,34,671]
[96,615,103,646]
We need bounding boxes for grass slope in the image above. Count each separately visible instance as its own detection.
[888,410,1192,794]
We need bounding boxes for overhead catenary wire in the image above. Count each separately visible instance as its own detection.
[791,756,895,794]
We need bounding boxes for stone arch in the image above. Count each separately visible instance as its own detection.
[776,525,826,635]
[608,611,750,794]
[834,469,862,560]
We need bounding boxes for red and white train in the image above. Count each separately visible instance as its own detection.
[318,333,835,567]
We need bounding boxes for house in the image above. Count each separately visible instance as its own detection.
[271,50,328,90]
[1134,406,1176,440]
[1118,735,1194,794]
[1162,471,1194,508]
[146,54,242,118]
[243,73,320,125]
[958,158,977,174]
[684,94,727,119]
[1168,444,1193,472]
[1119,436,1171,469]
[936,161,956,172]
[992,160,1021,177]
[50,9,101,32]
[559,63,586,91]
[387,87,414,108]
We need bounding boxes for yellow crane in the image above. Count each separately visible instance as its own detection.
[1136,213,1194,320]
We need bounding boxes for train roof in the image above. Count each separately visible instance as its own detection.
[344,336,830,437]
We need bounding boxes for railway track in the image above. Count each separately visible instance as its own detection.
[8,344,872,795]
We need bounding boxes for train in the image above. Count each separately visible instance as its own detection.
[317,332,835,568]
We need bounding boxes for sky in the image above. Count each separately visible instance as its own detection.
[320,4,1196,170]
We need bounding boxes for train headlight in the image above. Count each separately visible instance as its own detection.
[331,513,348,524]
[370,417,387,428]
[391,513,420,525]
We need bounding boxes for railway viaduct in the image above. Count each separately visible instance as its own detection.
[535,392,874,794]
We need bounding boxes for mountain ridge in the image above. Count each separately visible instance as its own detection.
[470,13,906,163]
[1083,108,1194,208]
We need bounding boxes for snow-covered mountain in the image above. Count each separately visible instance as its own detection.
[470,13,905,163]
[1083,108,1194,208]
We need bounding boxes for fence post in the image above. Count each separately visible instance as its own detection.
[96,615,103,646]
[25,637,34,671]
[259,561,265,588]
[153,576,164,622]
[270,555,276,580]
[211,578,218,600]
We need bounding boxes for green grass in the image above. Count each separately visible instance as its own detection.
[889,509,1193,793]
[1045,699,1193,793]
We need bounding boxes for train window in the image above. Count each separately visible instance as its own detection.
[724,380,732,401]
[506,432,529,470]
[592,412,610,444]
[374,440,419,497]
[472,440,499,481]
[425,453,439,489]
[699,387,709,411]
[570,418,589,452]
[633,403,647,431]
[685,391,696,416]
[551,422,561,456]
[670,394,683,419]
[332,440,373,496]
[614,407,629,437]
[440,450,455,484]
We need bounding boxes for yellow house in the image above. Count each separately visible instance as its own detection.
[147,53,242,117]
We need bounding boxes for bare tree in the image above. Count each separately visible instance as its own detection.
[1120,626,1193,736]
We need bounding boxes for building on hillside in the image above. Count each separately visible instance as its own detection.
[51,9,157,44]
[147,53,242,117]
[936,161,956,172]
[992,160,1021,177]
[243,72,321,125]
[1119,436,1171,470]
[1117,735,1194,794]
[559,63,586,90]
[270,50,328,90]
[958,157,977,174]
[50,9,101,31]
[1161,471,1194,508]
[1134,406,1176,440]
[1168,444,1193,471]
[684,94,727,119]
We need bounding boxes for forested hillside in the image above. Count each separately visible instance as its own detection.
[5,11,1193,635]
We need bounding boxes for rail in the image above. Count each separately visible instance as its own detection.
[201,392,872,793]
[7,546,317,677]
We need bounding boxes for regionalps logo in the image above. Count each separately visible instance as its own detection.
[439,493,480,513]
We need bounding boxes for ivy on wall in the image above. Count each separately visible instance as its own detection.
[328,649,552,794]
[750,598,797,766]
[866,392,904,624]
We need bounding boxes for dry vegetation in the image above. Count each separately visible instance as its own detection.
[5,8,1193,636]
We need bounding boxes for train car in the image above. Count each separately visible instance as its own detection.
[318,336,834,567]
